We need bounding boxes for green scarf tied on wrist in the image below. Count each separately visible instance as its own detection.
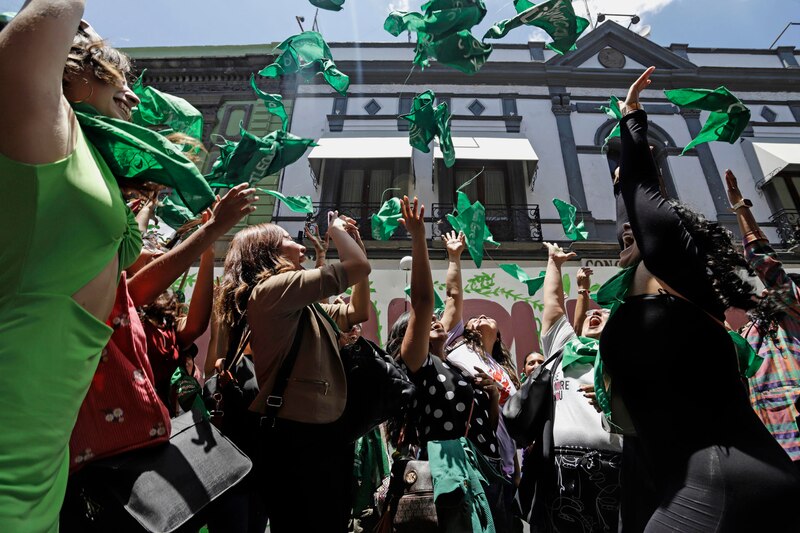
[73,103,214,216]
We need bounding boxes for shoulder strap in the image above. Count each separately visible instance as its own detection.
[262,308,308,425]
[225,326,252,372]
[312,302,342,336]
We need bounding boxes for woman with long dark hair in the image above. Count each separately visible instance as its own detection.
[215,214,371,532]
[599,67,800,531]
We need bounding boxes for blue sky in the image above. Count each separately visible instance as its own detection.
[2,0,798,50]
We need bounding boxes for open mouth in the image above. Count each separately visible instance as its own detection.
[588,316,602,328]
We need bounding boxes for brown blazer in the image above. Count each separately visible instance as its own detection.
[247,263,353,424]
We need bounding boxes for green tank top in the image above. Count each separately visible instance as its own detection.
[0,125,141,532]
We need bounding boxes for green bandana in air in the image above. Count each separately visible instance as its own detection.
[484,0,589,55]
[309,0,345,11]
[499,264,546,296]
[664,86,751,154]
[206,138,238,187]
[562,335,598,369]
[599,96,622,150]
[446,190,499,268]
[399,90,456,167]
[553,198,588,241]
[260,189,313,214]
[207,125,316,188]
[595,264,637,314]
[259,31,350,96]
[405,285,446,316]
[156,193,196,230]
[131,70,204,140]
[170,366,208,417]
[250,74,289,132]
[384,0,492,74]
[73,103,214,215]
[371,197,403,241]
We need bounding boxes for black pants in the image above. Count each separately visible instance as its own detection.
[258,418,355,533]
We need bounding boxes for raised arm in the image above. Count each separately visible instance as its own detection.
[343,222,371,325]
[573,267,593,333]
[176,243,215,348]
[541,242,576,336]
[0,1,85,164]
[128,183,256,306]
[440,230,466,333]
[619,67,716,309]
[400,197,433,373]
[328,211,371,285]
[727,170,800,311]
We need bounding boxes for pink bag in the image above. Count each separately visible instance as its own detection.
[69,273,171,472]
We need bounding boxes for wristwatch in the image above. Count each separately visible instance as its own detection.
[577,289,589,295]
[731,198,753,211]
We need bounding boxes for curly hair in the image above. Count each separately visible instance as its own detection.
[215,224,296,344]
[140,290,187,329]
[63,30,131,88]
[670,200,786,324]
[460,327,521,389]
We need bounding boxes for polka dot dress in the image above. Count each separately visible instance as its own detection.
[401,354,499,459]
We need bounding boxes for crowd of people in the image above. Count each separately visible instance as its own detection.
[2,3,800,533]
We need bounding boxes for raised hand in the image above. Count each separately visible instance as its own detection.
[399,196,426,239]
[577,267,593,290]
[543,241,576,267]
[443,230,466,259]
[473,367,500,401]
[622,66,655,112]
[305,222,329,256]
[211,183,257,232]
[725,169,744,206]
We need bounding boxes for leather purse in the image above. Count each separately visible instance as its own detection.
[501,349,563,447]
[62,409,252,533]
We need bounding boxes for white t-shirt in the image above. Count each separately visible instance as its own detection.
[540,316,622,452]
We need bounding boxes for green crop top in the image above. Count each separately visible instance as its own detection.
[0,125,142,298]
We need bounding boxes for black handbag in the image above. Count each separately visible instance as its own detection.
[61,409,252,533]
[260,304,415,444]
[501,349,564,447]
[337,335,416,443]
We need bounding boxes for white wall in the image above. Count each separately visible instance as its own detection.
[668,155,717,219]
[579,153,616,220]
[688,53,784,68]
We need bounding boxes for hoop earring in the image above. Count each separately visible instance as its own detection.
[72,78,94,104]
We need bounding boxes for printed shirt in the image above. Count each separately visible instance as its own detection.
[540,316,622,452]
[744,240,800,461]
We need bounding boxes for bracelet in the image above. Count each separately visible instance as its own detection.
[577,289,589,295]
[743,229,768,245]
[731,198,753,211]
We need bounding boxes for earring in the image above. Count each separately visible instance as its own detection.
[72,78,94,104]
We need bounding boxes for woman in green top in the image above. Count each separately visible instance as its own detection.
[0,4,144,531]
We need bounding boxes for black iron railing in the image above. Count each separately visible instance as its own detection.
[770,209,800,247]
[430,204,543,242]
[271,202,543,242]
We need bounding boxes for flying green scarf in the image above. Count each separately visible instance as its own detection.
[562,335,599,369]
[371,197,403,241]
[446,190,500,268]
[260,189,313,214]
[399,90,456,167]
[259,31,350,96]
[483,0,589,55]
[156,193,196,230]
[250,74,289,132]
[599,96,622,150]
[74,103,214,216]
[553,198,588,241]
[499,264,546,296]
[131,70,204,140]
[206,125,316,188]
[664,86,751,154]
[309,0,345,11]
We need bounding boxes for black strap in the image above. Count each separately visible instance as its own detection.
[224,326,252,373]
[261,308,308,426]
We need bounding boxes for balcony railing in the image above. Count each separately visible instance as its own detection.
[770,209,800,247]
[430,204,543,242]
[271,202,543,243]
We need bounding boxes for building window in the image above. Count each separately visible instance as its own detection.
[468,99,486,117]
[454,165,508,206]
[766,173,800,247]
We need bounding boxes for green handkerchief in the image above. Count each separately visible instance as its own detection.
[371,197,403,240]
[309,0,345,11]
[483,0,589,55]
[259,31,350,96]
[553,198,588,241]
[250,74,289,132]
[260,189,313,214]
[499,264,546,296]
[132,70,204,140]
[664,86,750,154]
